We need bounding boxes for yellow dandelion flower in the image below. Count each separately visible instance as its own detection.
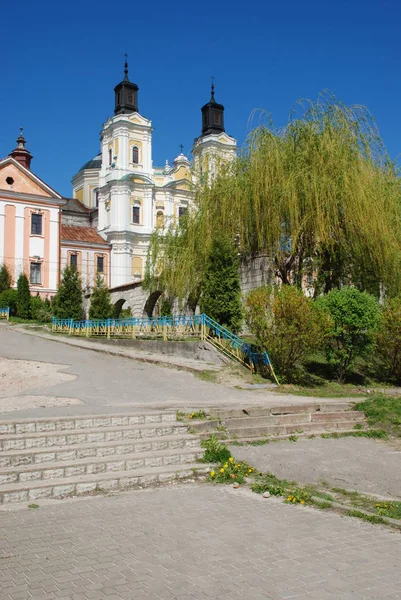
[210,471,215,477]
[220,468,225,473]
[229,457,234,463]
[224,463,229,468]
[300,500,305,505]
[292,498,297,503]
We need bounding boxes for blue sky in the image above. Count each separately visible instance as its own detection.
[0,0,400,197]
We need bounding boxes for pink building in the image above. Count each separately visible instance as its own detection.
[0,131,64,298]
[0,132,111,298]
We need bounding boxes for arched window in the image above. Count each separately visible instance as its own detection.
[156,210,164,228]
[132,146,139,164]
[108,148,112,166]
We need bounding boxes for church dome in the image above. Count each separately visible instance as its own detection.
[78,153,102,173]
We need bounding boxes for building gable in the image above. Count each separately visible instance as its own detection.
[0,159,61,199]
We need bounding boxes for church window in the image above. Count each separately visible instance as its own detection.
[132,205,140,224]
[108,148,112,165]
[70,254,78,270]
[132,146,139,164]
[31,213,42,236]
[128,93,134,105]
[178,206,188,222]
[97,255,104,273]
[214,112,221,125]
[156,211,164,228]
[30,262,41,285]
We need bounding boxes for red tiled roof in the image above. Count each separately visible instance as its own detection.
[61,225,110,246]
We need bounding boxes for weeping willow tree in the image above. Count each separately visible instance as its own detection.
[144,92,401,303]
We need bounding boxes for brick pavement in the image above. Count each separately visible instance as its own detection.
[0,484,400,599]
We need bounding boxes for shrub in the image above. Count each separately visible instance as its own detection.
[376,296,401,383]
[245,285,330,382]
[30,294,53,323]
[317,287,380,383]
[201,435,231,463]
[0,264,12,293]
[0,288,18,315]
[53,267,83,320]
[89,276,114,320]
[200,237,243,333]
[159,297,173,317]
[16,273,31,319]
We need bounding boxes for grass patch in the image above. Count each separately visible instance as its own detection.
[345,510,386,525]
[28,503,40,509]
[354,394,401,436]
[278,381,368,398]
[201,435,231,463]
[320,430,387,440]
[195,370,218,383]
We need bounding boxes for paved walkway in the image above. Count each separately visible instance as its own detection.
[0,326,361,420]
[1,485,400,600]
[230,437,401,500]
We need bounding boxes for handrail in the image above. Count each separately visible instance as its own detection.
[51,313,279,383]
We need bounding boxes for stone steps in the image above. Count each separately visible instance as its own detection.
[0,413,210,504]
[0,463,210,504]
[0,434,201,468]
[0,447,205,485]
[195,402,369,442]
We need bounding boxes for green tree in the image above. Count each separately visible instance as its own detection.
[200,237,243,333]
[30,294,53,323]
[16,273,31,319]
[159,297,173,317]
[89,275,114,320]
[245,285,330,382]
[145,93,401,301]
[0,289,18,315]
[0,264,12,293]
[317,287,380,383]
[53,267,83,320]
[376,296,401,383]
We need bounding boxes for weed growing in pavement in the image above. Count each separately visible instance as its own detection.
[345,510,386,525]
[201,435,231,463]
[209,459,254,484]
[320,430,387,439]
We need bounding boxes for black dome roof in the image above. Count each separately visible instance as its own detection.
[78,154,102,173]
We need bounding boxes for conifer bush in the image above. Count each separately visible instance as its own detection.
[89,276,114,320]
[0,264,12,293]
[16,273,31,319]
[200,237,243,333]
[53,267,83,320]
[0,289,18,315]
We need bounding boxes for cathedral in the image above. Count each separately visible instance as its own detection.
[0,62,236,298]
[71,60,237,288]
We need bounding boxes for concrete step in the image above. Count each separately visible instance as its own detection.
[0,434,201,468]
[0,423,188,451]
[207,403,354,419]
[226,429,367,444]
[0,447,205,485]
[190,411,365,432]
[0,412,177,435]
[0,463,211,504]
[200,420,367,439]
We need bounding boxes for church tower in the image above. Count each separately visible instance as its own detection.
[192,81,237,183]
[97,58,154,288]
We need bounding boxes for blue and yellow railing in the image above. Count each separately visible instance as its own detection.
[52,314,278,382]
[0,307,10,320]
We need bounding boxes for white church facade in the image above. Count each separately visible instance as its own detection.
[71,60,237,288]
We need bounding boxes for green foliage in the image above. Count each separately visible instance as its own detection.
[317,287,380,383]
[345,509,386,525]
[375,501,401,520]
[0,289,18,315]
[119,307,132,318]
[53,267,83,320]
[201,435,231,463]
[0,264,12,293]
[209,458,254,484]
[16,273,31,319]
[200,237,243,333]
[245,285,331,382]
[354,394,401,434]
[89,276,114,320]
[30,294,53,323]
[376,296,401,383]
[145,93,401,302]
[159,297,173,317]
